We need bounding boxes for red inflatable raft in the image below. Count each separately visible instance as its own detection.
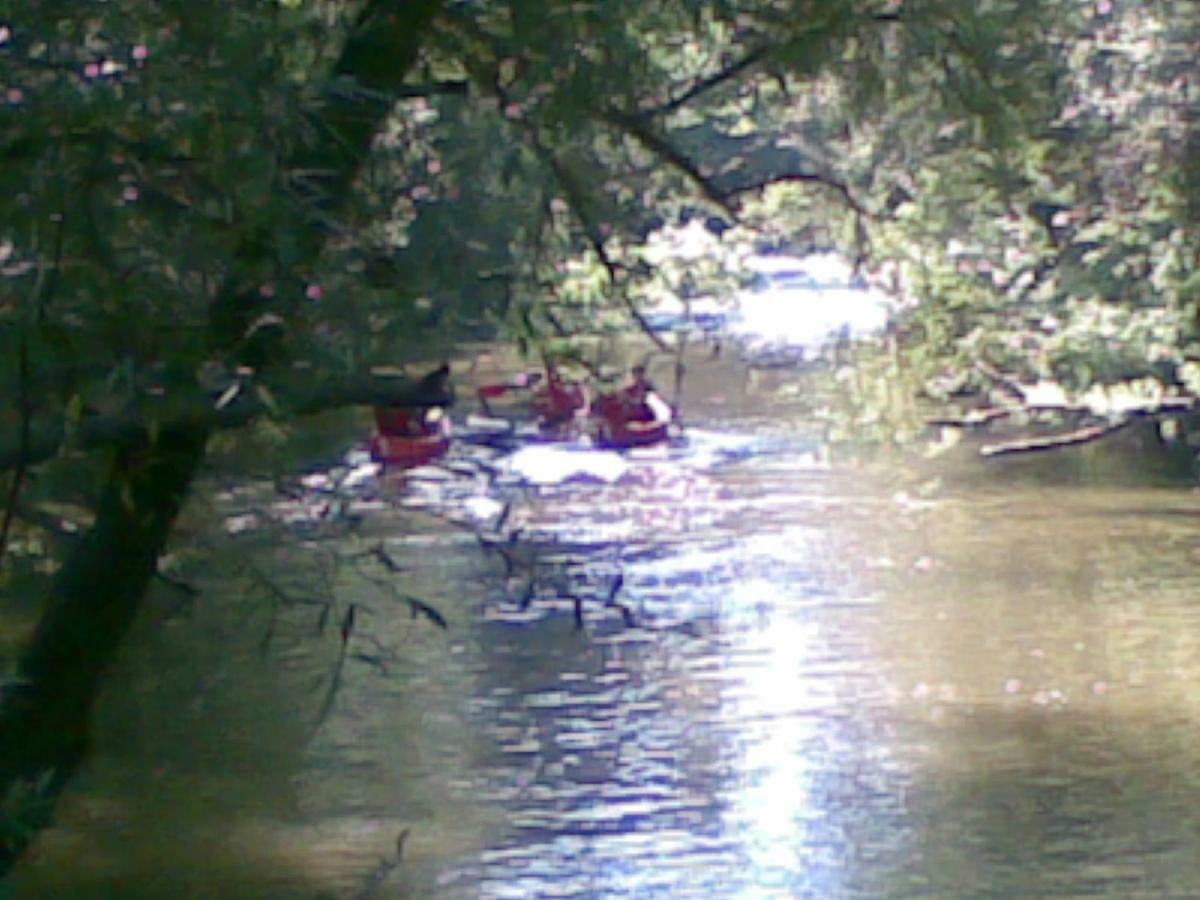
[369,407,451,468]
[591,392,673,450]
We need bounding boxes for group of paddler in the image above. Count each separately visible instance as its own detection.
[370,361,676,467]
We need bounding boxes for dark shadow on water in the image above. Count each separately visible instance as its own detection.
[930,417,1200,490]
[884,705,1200,898]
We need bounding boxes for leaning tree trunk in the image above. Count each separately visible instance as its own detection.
[0,0,446,878]
[0,427,208,874]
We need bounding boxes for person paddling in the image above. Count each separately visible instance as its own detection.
[476,370,542,416]
[535,362,588,435]
[620,364,671,425]
[592,363,673,448]
[375,362,453,438]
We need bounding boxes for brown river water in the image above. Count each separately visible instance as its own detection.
[11,356,1200,898]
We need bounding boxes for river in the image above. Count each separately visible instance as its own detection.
[11,355,1200,898]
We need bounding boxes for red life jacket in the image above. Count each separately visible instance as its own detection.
[375,406,437,437]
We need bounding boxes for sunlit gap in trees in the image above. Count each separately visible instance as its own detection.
[731,253,893,352]
[639,221,895,355]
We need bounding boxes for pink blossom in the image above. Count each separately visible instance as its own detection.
[5,87,22,104]
[0,26,11,45]
[305,283,323,300]
[84,62,101,79]
[259,283,275,298]
[122,185,139,202]
[132,44,149,61]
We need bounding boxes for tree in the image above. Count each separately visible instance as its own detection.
[0,0,451,872]
[2,0,1148,875]
[829,2,1200,457]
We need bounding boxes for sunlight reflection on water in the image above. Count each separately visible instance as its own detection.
[724,606,829,893]
[16,413,1200,897]
[430,452,1200,898]
[427,447,914,898]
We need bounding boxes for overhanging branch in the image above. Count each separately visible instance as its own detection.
[928,364,1199,458]
[601,108,738,217]
[644,46,772,117]
[979,417,1135,457]
[482,69,675,353]
[0,370,453,474]
[542,156,673,353]
[727,170,879,221]
[395,80,469,98]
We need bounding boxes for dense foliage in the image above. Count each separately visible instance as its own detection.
[847,2,1200,412]
[5,2,1199,472]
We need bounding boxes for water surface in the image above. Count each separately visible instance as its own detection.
[12,399,1200,898]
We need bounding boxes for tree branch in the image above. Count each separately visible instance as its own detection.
[481,69,675,353]
[395,80,469,98]
[727,170,879,221]
[0,369,455,474]
[643,46,772,117]
[980,417,1135,457]
[926,408,1012,428]
[601,108,738,217]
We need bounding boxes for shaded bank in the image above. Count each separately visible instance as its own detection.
[0,1,447,877]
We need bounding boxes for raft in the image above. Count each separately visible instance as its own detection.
[595,418,671,450]
[368,433,450,468]
[591,392,673,450]
[371,406,451,468]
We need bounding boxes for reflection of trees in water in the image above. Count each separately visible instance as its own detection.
[898,707,1200,896]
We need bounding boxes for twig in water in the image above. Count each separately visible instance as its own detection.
[351,827,411,900]
[403,594,448,629]
[369,543,406,573]
[309,609,357,738]
[340,603,358,645]
[606,572,625,604]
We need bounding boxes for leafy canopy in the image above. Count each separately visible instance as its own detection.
[3,1,1199,475]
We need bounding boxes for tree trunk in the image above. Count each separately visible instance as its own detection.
[0,426,208,876]
[0,0,447,878]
